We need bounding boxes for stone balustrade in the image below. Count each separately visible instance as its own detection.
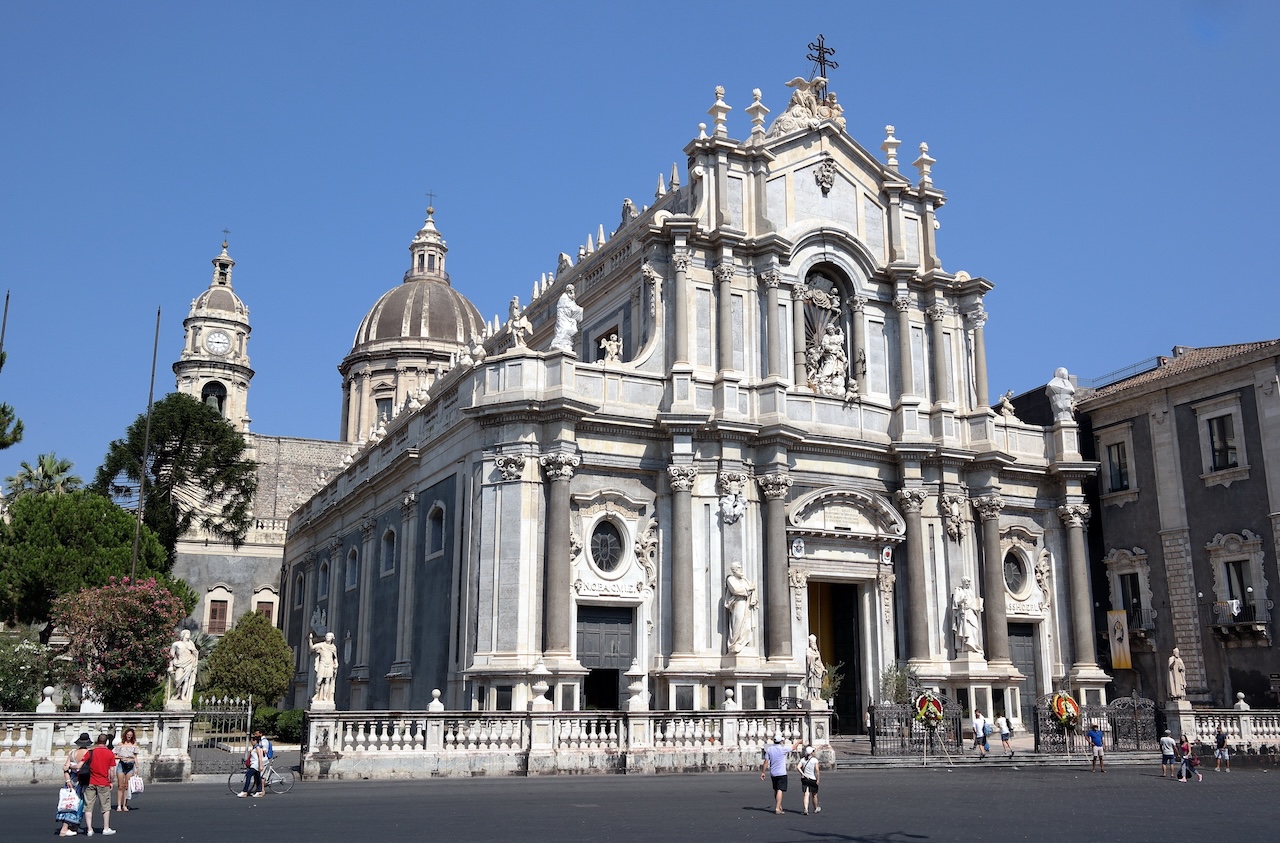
[0,712,179,785]
[1190,709,1280,748]
[305,709,829,778]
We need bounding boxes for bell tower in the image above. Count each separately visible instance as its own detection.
[173,240,254,431]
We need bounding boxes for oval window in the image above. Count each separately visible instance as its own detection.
[590,520,624,573]
[1003,552,1026,594]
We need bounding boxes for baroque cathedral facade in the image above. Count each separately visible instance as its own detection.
[271,76,1108,726]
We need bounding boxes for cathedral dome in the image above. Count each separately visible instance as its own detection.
[194,284,246,317]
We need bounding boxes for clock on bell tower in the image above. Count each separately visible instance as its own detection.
[172,240,255,432]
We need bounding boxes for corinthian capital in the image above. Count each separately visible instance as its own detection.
[925,304,949,322]
[494,454,526,482]
[757,472,793,500]
[667,464,698,492]
[893,295,912,313]
[714,263,736,284]
[967,308,988,329]
[973,494,1005,521]
[670,252,691,273]
[895,487,928,513]
[791,282,810,301]
[849,294,868,312]
[1058,503,1091,528]
[759,268,782,289]
[539,452,581,480]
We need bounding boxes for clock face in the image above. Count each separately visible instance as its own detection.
[205,330,231,355]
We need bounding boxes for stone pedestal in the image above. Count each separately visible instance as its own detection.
[151,712,194,782]
[1165,699,1196,738]
[309,700,336,713]
[163,699,192,712]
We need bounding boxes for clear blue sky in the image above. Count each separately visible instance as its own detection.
[3,1,1277,484]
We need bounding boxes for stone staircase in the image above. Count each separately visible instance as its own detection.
[827,735,1161,769]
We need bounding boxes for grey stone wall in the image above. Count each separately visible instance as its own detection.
[247,434,350,520]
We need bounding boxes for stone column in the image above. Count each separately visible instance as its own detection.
[896,488,930,662]
[894,294,914,396]
[716,263,735,372]
[1059,504,1098,669]
[326,535,344,642]
[974,495,1010,664]
[667,464,698,656]
[761,268,782,378]
[759,473,794,660]
[392,492,420,670]
[926,303,950,403]
[791,283,809,383]
[968,308,989,409]
[540,452,580,655]
[850,295,867,387]
[672,251,691,366]
[349,519,377,708]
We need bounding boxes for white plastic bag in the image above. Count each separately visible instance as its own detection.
[128,774,144,795]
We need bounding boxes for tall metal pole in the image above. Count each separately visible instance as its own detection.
[130,307,162,581]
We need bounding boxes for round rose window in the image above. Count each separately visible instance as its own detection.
[1003,552,1026,594]
[590,520,624,572]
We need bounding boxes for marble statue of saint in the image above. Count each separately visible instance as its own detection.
[724,562,758,654]
[806,322,848,396]
[309,631,339,705]
[1167,647,1187,700]
[507,297,532,347]
[599,332,622,363]
[951,576,983,655]
[167,629,199,704]
[469,333,487,365]
[1046,367,1076,423]
[550,284,583,353]
[998,389,1018,419]
[804,634,827,702]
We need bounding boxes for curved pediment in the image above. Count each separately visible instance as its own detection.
[787,486,905,542]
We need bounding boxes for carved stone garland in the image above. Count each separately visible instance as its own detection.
[941,493,967,542]
[788,568,808,621]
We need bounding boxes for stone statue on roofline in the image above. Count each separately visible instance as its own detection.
[1046,368,1076,423]
[507,297,532,347]
[550,284,583,354]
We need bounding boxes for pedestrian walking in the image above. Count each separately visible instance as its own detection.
[238,735,264,798]
[971,710,990,759]
[1177,734,1201,783]
[1160,730,1177,778]
[1085,721,1105,772]
[995,712,1014,757]
[797,746,821,816]
[760,733,799,814]
[82,733,117,834]
[1214,726,1231,772]
[57,733,92,836]
[114,728,140,811]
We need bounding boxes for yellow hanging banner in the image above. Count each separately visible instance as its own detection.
[1108,610,1132,670]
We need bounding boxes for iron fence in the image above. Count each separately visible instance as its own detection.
[869,697,963,757]
[188,696,252,774]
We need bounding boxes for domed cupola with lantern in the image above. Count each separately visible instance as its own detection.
[338,208,484,442]
[174,240,254,431]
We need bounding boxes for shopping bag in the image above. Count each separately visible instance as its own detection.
[128,775,144,795]
[57,786,80,813]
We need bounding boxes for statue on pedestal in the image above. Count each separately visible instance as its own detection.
[1168,647,1187,700]
[1046,367,1076,423]
[951,576,983,655]
[166,629,199,706]
[724,562,758,654]
[309,631,338,706]
[507,297,532,347]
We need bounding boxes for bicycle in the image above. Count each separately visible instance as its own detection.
[227,759,295,795]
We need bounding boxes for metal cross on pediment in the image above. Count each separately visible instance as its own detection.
[807,34,838,100]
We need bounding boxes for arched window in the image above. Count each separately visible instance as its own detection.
[428,506,445,556]
[345,548,359,589]
[202,381,227,416]
[317,562,330,600]
[381,528,396,575]
[293,573,305,608]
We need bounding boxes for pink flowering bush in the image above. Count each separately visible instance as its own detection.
[53,577,186,711]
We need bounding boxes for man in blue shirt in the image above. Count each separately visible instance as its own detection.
[1085,721,1105,773]
[760,733,799,814]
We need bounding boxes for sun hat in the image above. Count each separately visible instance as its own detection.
[805,746,815,756]
[773,733,784,743]
[74,732,93,748]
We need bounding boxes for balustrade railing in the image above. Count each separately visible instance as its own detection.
[0,713,163,761]
[1190,710,1280,748]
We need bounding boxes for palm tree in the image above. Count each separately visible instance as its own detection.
[5,452,82,498]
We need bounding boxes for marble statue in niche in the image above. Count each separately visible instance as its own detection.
[951,576,983,655]
[724,562,758,654]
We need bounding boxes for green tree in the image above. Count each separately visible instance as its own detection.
[0,490,191,640]
[204,609,294,706]
[5,452,82,498]
[0,351,22,450]
[93,393,258,561]
[52,577,187,711]
[0,626,68,710]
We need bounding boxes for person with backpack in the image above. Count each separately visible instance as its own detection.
[237,735,264,798]
[797,746,821,815]
[81,733,117,834]
[971,710,990,759]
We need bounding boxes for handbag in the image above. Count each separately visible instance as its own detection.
[57,786,80,813]
[128,775,144,795]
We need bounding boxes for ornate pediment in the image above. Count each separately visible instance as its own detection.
[787,486,905,542]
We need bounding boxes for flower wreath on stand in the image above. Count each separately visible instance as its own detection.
[914,692,945,729]
[1051,692,1080,731]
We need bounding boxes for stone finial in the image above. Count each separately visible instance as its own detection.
[746,88,769,144]
[882,125,901,170]
[708,85,731,137]
[597,223,606,246]
[913,142,935,187]
[670,163,680,190]
[428,688,445,712]
[655,172,667,198]
[697,122,708,140]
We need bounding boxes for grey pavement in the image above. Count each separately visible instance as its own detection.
[6,764,1276,842]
